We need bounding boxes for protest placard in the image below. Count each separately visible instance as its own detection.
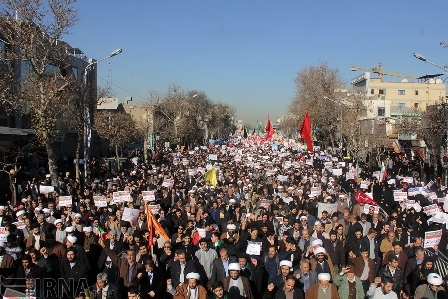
[0,227,6,242]
[162,180,174,188]
[360,181,369,189]
[13,222,26,230]
[122,208,140,222]
[94,196,107,207]
[58,196,72,207]
[424,229,443,248]
[39,185,54,194]
[404,199,415,209]
[402,177,414,184]
[310,187,322,197]
[332,168,343,176]
[142,191,156,201]
[113,192,123,203]
[148,204,161,214]
[407,188,420,196]
[393,191,408,201]
[362,204,380,214]
[423,204,439,216]
[188,169,197,176]
[372,171,380,180]
[209,154,218,161]
[119,191,131,201]
[259,199,272,209]
[346,172,354,180]
[246,242,262,255]
[318,203,338,217]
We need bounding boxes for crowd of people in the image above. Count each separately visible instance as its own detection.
[0,139,448,299]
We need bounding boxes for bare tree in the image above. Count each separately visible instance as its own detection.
[93,111,139,163]
[0,0,79,185]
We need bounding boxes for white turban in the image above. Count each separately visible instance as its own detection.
[74,213,82,218]
[186,272,200,280]
[54,219,63,225]
[43,208,51,213]
[311,239,323,247]
[16,210,25,217]
[67,236,77,244]
[427,273,443,285]
[83,226,93,232]
[279,260,293,268]
[314,247,326,255]
[227,224,236,230]
[318,273,331,281]
[300,216,307,221]
[65,226,75,232]
[228,263,241,271]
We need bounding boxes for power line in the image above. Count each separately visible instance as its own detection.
[97,75,146,100]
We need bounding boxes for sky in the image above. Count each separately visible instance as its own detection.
[64,0,448,126]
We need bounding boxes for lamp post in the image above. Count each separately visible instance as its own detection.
[83,48,122,179]
[413,52,448,185]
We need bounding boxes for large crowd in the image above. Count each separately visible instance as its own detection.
[0,138,448,299]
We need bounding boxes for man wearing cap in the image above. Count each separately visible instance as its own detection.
[333,265,364,299]
[167,272,207,299]
[305,273,339,299]
[414,273,445,299]
[222,263,254,299]
[271,260,293,287]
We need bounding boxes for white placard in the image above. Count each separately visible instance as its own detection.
[423,204,439,216]
[332,168,343,176]
[278,175,288,182]
[402,177,414,184]
[404,199,415,209]
[310,187,322,197]
[58,196,72,207]
[424,229,443,248]
[148,204,161,214]
[246,242,262,255]
[93,196,107,207]
[363,204,380,214]
[162,179,174,188]
[119,191,131,201]
[39,185,54,194]
[113,192,123,203]
[209,154,218,160]
[0,227,6,242]
[393,191,408,201]
[317,203,338,217]
[142,190,156,201]
[122,208,140,222]
[360,181,369,189]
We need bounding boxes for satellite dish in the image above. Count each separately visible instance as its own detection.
[436,79,443,84]
[428,79,436,84]
[401,79,408,83]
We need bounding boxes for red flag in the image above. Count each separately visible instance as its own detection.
[192,231,200,246]
[265,116,275,139]
[354,189,377,206]
[299,112,313,153]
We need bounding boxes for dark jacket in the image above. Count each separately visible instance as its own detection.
[88,282,120,299]
[170,260,197,287]
[323,239,345,267]
[378,265,404,294]
[59,258,89,298]
[210,256,237,285]
[134,266,166,299]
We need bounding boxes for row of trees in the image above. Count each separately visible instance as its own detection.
[144,84,236,150]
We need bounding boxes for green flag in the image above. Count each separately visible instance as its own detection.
[257,120,263,134]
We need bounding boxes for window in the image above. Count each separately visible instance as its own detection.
[378,107,385,117]
[415,90,419,95]
[371,89,374,95]
[414,103,419,109]
[398,103,405,108]
[379,89,386,95]
[398,90,405,95]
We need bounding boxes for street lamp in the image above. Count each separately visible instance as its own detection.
[413,52,448,185]
[83,48,122,179]
[413,52,448,73]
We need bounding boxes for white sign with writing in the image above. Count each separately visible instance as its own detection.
[93,196,107,207]
[58,196,72,207]
[122,208,140,222]
[424,229,443,248]
[142,191,156,201]
[246,241,262,255]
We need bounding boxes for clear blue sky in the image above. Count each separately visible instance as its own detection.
[66,0,448,126]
